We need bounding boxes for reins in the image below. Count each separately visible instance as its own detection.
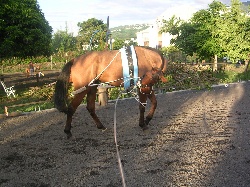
[70,51,163,187]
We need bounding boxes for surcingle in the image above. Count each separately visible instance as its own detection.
[119,45,139,90]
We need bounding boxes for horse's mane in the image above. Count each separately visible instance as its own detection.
[139,46,163,56]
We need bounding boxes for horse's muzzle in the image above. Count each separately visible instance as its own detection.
[160,76,167,83]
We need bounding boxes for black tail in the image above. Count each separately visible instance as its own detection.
[54,60,74,114]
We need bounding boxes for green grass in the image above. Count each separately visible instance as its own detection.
[0,95,54,114]
[10,101,54,113]
[214,68,250,84]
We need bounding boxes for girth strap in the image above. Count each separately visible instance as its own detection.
[120,45,138,90]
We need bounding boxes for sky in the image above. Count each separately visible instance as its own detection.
[38,0,245,35]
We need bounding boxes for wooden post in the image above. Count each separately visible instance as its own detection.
[50,55,53,70]
[36,73,39,82]
[213,54,218,72]
[4,106,8,116]
[98,86,108,106]
[244,59,249,73]
[0,75,4,81]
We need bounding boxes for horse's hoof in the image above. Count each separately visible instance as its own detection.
[97,125,107,131]
[67,133,72,139]
[142,125,149,131]
[64,129,72,139]
[102,127,108,132]
[139,123,149,131]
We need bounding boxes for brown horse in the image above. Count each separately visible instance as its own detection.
[54,46,167,138]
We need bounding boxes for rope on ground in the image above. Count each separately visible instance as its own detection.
[113,81,148,187]
[114,91,127,187]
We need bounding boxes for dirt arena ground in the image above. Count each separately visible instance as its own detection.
[0,82,250,187]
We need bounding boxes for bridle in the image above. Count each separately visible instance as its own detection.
[138,68,166,95]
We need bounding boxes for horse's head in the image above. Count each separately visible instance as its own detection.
[152,67,167,83]
[141,67,167,86]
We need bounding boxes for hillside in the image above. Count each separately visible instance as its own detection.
[242,1,250,12]
[242,1,250,6]
[109,1,249,41]
[110,24,149,40]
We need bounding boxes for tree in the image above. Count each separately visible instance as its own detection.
[160,0,249,69]
[161,46,188,63]
[160,15,184,36]
[51,29,77,54]
[77,18,107,51]
[112,38,125,50]
[240,3,250,70]
[220,0,250,61]
[0,0,52,59]
[160,16,198,57]
[191,1,227,70]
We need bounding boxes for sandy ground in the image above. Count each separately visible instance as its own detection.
[0,82,250,187]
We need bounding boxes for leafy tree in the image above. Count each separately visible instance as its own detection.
[52,29,77,54]
[77,18,107,51]
[161,46,188,63]
[219,0,250,61]
[160,0,249,69]
[160,15,183,36]
[112,38,138,50]
[112,38,125,50]
[191,1,226,68]
[160,16,198,57]
[126,40,138,47]
[0,0,52,59]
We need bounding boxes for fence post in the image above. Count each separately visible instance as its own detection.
[36,73,39,82]
[50,55,53,70]
[98,86,108,106]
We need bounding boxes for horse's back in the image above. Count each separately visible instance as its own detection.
[70,50,122,87]
[70,47,165,88]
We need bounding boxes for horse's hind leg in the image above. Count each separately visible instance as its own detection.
[145,91,157,126]
[65,91,86,138]
[86,86,106,130]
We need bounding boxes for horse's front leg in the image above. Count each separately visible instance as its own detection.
[86,86,107,130]
[138,92,148,130]
[65,91,86,139]
[145,90,157,126]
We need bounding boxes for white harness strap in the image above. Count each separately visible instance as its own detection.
[72,86,87,95]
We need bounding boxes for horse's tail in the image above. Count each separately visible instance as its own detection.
[54,60,74,114]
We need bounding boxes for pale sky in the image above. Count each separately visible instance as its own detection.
[37,0,244,34]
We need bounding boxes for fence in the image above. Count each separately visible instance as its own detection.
[1,61,66,74]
